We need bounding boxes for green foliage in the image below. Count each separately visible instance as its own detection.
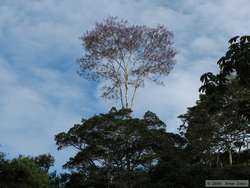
[55,35,250,187]
[0,156,50,188]
[179,36,250,167]
[219,35,250,85]
[48,171,61,188]
[1,35,250,188]
[33,153,55,172]
[55,108,182,188]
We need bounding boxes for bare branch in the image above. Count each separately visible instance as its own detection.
[78,17,176,109]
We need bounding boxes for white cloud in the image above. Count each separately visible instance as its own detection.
[0,58,89,170]
[191,37,223,56]
[0,59,79,147]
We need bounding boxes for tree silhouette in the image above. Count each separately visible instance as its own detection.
[55,108,176,188]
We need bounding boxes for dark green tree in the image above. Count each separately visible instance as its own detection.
[33,153,55,172]
[55,108,179,188]
[179,36,250,167]
[0,155,50,188]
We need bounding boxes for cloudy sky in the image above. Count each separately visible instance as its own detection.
[1,0,250,171]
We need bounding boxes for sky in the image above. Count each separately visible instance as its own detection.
[1,0,250,171]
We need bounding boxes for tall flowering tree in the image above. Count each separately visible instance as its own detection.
[78,17,176,109]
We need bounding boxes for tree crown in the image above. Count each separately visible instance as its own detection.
[78,17,176,108]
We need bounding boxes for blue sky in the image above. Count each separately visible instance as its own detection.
[1,0,250,171]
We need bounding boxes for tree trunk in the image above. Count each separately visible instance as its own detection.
[228,150,233,165]
[216,153,220,167]
[119,86,124,108]
[124,67,129,109]
[247,142,250,166]
[130,86,137,109]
